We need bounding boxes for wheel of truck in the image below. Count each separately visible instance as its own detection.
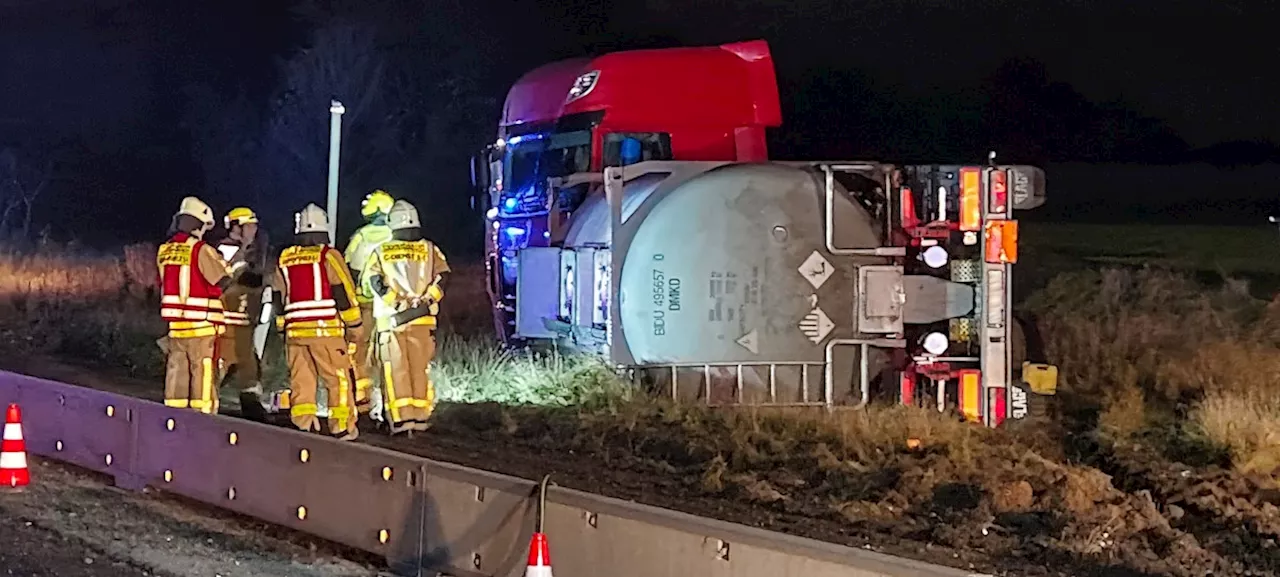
[1011,312,1056,419]
[1011,312,1050,375]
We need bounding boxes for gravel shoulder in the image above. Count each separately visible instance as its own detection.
[0,458,381,577]
[0,506,154,577]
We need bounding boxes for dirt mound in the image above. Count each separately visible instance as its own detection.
[400,401,1275,577]
[1095,439,1280,573]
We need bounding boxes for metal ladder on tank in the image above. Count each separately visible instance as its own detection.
[641,361,831,407]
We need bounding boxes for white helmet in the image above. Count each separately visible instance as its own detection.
[294,203,329,235]
[177,196,215,227]
[388,200,420,231]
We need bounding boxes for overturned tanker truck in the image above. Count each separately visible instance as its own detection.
[470,40,1058,426]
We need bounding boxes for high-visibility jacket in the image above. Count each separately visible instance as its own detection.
[157,233,225,338]
[275,244,362,339]
[366,239,450,332]
[344,223,394,304]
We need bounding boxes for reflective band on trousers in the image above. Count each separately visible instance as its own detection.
[168,325,219,339]
[199,357,214,414]
[331,369,351,431]
[382,361,401,423]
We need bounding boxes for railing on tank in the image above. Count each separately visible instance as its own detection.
[623,337,904,409]
[624,361,830,407]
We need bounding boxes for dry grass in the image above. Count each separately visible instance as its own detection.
[1195,388,1280,480]
[1028,267,1280,476]
[431,335,626,406]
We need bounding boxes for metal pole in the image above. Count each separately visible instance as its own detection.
[326,100,346,244]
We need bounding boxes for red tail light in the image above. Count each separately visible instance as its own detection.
[900,187,919,228]
[989,169,1008,215]
[900,371,915,406]
[989,386,1007,427]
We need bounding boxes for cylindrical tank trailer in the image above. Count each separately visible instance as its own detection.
[512,159,1046,411]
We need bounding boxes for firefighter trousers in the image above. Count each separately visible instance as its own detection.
[348,302,376,411]
[375,324,436,433]
[163,334,220,415]
[286,336,359,439]
[217,326,261,389]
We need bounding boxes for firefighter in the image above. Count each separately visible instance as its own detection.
[342,189,395,418]
[271,203,362,440]
[364,199,450,434]
[214,207,270,421]
[156,196,246,414]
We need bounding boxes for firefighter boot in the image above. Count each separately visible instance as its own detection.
[239,384,268,422]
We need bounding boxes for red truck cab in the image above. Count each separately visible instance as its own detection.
[471,40,784,341]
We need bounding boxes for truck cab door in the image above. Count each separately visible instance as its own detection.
[470,145,496,213]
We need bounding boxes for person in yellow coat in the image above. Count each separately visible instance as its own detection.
[270,204,363,440]
[363,199,449,434]
[343,189,395,418]
[156,196,246,414]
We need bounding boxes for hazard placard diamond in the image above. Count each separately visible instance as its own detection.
[798,251,834,290]
[799,307,834,344]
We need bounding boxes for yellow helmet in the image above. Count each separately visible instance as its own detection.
[223,207,258,229]
[361,189,394,218]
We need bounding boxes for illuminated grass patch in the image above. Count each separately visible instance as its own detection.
[431,336,626,406]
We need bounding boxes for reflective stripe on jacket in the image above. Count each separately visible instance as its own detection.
[157,233,225,336]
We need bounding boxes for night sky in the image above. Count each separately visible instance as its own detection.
[1,0,1277,250]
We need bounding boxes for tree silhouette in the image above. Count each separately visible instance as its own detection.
[0,145,61,239]
[261,22,407,209]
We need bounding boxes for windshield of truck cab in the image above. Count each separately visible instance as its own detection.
[503,130,592,200]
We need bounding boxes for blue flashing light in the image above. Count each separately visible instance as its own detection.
[504,226,527,237]
[621,137,642,166]
[503,198,518,211]
[505,133,544,147]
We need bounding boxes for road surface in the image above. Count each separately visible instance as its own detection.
[0,515,151,576]
[0,458,384,577]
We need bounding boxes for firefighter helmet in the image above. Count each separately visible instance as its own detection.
[294,203,329,235]
[361,189,394,218]
[177,196,215,227]
[223,207,258,229]
[388,200,420,231]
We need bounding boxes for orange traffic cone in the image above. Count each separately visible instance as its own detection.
[0,403,30,489]
[524,531,553,577]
